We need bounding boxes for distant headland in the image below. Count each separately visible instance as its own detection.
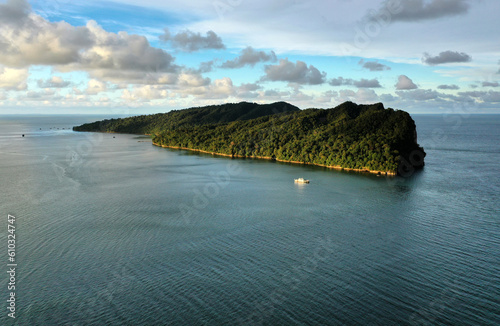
[73,101,425,176]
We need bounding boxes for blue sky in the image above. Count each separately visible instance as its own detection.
[0,0,499,114]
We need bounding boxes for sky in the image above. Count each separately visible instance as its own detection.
[0,0,499,114]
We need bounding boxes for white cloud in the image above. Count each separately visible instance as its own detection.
[0,66,28,90]
[459,90,500,103]
[395,75,418,90]
[422,51,472,65]
[37,76,71,88]
[263,59,326,85]
[74,21,178,81]
[396,89,440,101]
[123,85,169,101]
[159,28,225,52]
[482,81,499,87]
[359,60,391,71]
[177,73,210,87]
[221,47,276,69]
[20,89,62,102]
[338,88,379,103]
[316,90,338,103]
[235,82,261,99]
[329,77,381,88]
[437,84,459,90]
[353,78,382,88]
[173,77,235,100]
[85,79,109,95]
[203,77,234,98]
[259,89,290,101]
[370,0,470,23]
[0,2,93,67]
[0,1,178,84]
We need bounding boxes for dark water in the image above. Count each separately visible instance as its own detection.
[0,114,499,325]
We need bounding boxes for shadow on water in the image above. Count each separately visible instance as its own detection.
[157,144,427,181]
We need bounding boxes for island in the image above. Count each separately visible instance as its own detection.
[73,101,425,176]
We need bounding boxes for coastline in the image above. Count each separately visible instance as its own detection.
[152,142,397,176]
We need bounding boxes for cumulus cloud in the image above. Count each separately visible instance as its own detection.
[459,90,500,103]
[422,51,472,65]
[353,88,379,102]
[263,59,326,85]
[221,47,276,69]
[22,89,61,101]
[316,90,338,103]
[37,76,71,88]
[122,85,169,101]
[329,77,350,87]
[195,77,235,99]
[329,77,381,88]
[235,83,261,99]
[358,60,390,71]
[395,75,418,90]
[207,77,234,97]
[338,88,379,103]
[159,28,225,52]
[289,89,313,103]
[372,0,470,23]
[482,81,499,87]
[437,84,459,90]
[0,1,93,67]
[177,73,211,87]
[75,21,178,82]
[173,77,235,100]
[238,83,261,92]
[353,78,382,88]
[260,89,290,101]
[396,89,440,101]
[379,93,397,102]
[85,79,109,95]
[0,66,28,90]
[0,1,178,84]
[0,0,30,26]
[197,61,215,73]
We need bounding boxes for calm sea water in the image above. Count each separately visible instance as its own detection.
[0,114,499,325]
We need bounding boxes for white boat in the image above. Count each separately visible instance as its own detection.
[294,178,310,183]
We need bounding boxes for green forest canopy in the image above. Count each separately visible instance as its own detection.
[74,101,425,175]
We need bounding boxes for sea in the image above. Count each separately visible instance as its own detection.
[0,114,498,325]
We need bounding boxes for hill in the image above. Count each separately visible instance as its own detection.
[73,101,300,134]
[74,101,425,176]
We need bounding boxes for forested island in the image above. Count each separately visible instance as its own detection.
[74,101,425,176]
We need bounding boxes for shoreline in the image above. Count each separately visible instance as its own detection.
[152,142,397,176]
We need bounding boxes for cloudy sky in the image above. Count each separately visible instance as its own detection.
[0,0,499,114]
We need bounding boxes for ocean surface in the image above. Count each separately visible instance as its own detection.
[0,114,499,325]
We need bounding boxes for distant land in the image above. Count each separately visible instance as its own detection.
[74,101,426,176]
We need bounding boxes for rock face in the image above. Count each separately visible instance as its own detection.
[74,101,425,176]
